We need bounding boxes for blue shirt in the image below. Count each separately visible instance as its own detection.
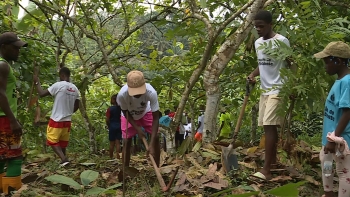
[106,105,121,131]
[322,74,350,147]
[159,115,172,127]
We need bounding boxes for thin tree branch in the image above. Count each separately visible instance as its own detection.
[88,3,176,74]
[31,0,97,40]
[216,0,255,38]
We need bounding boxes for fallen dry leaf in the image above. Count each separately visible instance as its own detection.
[203,182,226,190]
[102,172,111,180]
[285,166,300,177]
[187,177,203,188]
[238,161,258,169]
[176,172,187,186]
[159,149,167,167]
[203,143,216,151]
[160,164,179,174]
[173,183,190,192]
[205,163,217,180]
[200,151,220,160]
[304,175,320,186]
[270,175,292,182]
[214,176,229,187]
[196,156,203,163]
[247,146,259,154]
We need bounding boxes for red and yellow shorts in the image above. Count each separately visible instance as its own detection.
[0,117,22,159]
[46,119,71,148]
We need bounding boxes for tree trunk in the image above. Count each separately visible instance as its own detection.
[160,126,175,153]
[202,93,221,142]
[251,103,258,143]
[202,0,267,143]
[79,92,97,154]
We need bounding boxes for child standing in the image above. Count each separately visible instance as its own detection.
[314,41,350,197]
[106,94,122,159]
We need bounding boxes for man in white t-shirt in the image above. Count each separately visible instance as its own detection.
[34,67,80,167]
[248,10,294,180]
[117,70,161,167]
[184,117,192,139]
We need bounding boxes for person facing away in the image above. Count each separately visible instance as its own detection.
[116,70,161,167]
[314,41,350,197]
[34,67,80,167]
[106,94,122,159]
[0,32,27,194]
[184,117,192,139]
[159,109,172,127]
[248,10,292,180]
[195,108,205,141]
[168,106,187,149]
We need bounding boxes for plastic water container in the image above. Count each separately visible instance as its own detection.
[323,153,334,177]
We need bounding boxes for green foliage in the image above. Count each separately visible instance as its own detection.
[45,170,122,196]
[226,181,307,197]
[45,175,81,190]
[80,170,99,186]
[266,181,307,197]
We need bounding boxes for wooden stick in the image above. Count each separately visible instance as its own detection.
[122,113,129,197]
[140,137,167,191]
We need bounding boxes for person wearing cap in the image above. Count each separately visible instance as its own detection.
[117,70,161,167]
[34,67,80,167]
[247,10,292,181]
[314,41,350,197]
[0,32,27,194]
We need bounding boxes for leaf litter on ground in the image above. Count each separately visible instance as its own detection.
[15,138,325,196]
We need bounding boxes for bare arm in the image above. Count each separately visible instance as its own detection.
[73,99,79,113]
[121,109,143,135]
[334,108,350,137]
[249,66,260,78]
[35,81,51,97]
[0,62,16,122]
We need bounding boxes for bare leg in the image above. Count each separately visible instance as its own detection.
[115,140,121,159]
[51,146,67,162]
[109,141,116,159]
[260,125,278,179]
[122,138,132,167]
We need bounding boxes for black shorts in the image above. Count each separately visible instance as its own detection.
[109,129,122,141]
[175,132,184,143]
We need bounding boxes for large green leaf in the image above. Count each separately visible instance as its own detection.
[266,181,307,197]
[45,175,81,189]
[104,183,123,191]
[80,170,99,186]
[85,187,105,196]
